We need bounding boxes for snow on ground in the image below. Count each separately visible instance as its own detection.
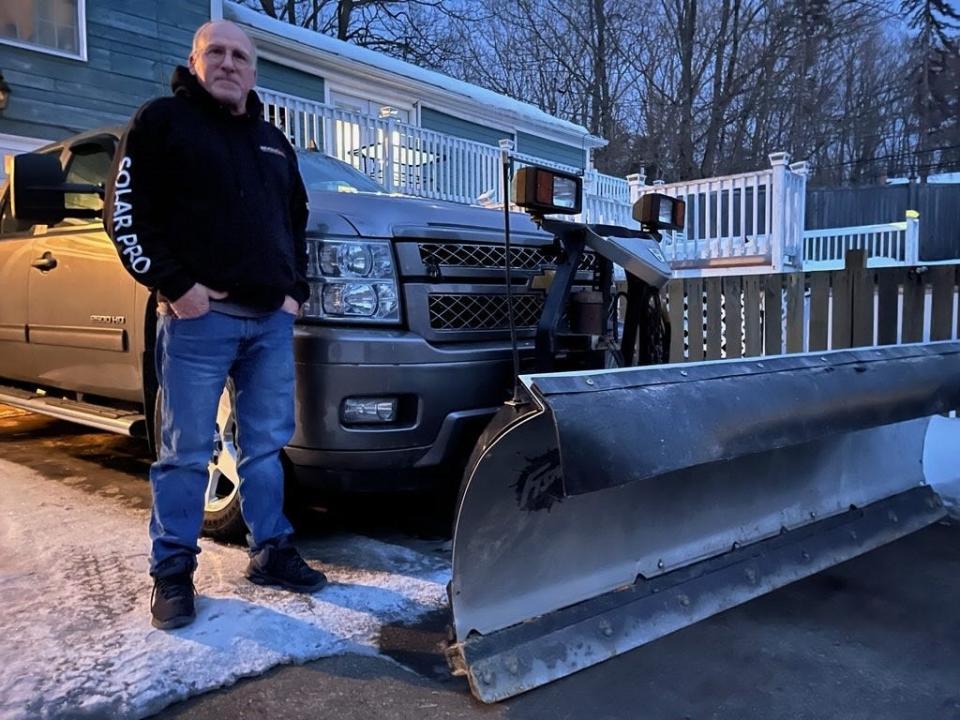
[886,172,960,185]
[0,459,451,720]
[925,415,960,520]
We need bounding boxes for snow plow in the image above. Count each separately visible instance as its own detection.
[445,159,960,702]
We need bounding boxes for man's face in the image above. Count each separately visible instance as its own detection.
[189,23,256,114]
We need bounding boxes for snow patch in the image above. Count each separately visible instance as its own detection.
[924,415,960,520]
[0,459,450,720]
[886,172,960,185]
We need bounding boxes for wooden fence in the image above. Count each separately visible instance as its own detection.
[663,250,960,363]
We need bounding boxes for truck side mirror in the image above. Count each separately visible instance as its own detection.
[10,153,102,225]
[513,166,583,218]
[633,193,685,232]
[11,153,67,225]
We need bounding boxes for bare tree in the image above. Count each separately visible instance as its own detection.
[236,0,486,65]
[241,0,959,186]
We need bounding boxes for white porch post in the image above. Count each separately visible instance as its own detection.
[626,173,646,204]
[768,152,790,273]
[381,117,396,193]
[905,210,920,264]
[788,160,809,269]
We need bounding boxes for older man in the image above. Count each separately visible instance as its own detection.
[105,20,326,630]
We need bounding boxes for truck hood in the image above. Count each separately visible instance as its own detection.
[305,190,553,245]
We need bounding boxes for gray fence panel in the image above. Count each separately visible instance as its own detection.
[806,184,960,261]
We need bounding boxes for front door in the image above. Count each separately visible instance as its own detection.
[27,136,141,401]
[0,183,42,384]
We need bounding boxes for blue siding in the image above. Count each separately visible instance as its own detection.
[0,0,208,141]
[516,132,586,170]
[257,60,325,102]
[421,108,512,147]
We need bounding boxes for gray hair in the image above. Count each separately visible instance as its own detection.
[191,20,258,67]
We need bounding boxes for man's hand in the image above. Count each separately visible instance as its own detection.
[281,295,300,316]
[170,283,228,319]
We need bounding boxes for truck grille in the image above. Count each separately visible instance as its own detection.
[429,293,544,330]
[419,243,596,272]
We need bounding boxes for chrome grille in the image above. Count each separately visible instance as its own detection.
[419,243,596,272]
[428,293,544,330]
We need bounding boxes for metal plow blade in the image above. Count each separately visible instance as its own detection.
[447,342,960,703]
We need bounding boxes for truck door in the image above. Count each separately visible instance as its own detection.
[27,136,141,402]
[0,182,41,384]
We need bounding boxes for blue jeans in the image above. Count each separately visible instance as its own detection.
[150,309,296,577]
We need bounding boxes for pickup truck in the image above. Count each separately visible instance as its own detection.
[0,127,593,539]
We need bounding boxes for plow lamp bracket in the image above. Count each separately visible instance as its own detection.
[633,192,685,231]
[513,166,582,218]
[10,153,102,225]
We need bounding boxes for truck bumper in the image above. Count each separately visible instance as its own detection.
[286,324,522,491]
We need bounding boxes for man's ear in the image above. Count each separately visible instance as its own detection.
[188,52,198,75]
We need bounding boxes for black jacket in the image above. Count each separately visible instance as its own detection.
[104,67,309,309]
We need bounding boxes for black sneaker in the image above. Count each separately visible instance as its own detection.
[150,572,196,630]
[246,545,327,593]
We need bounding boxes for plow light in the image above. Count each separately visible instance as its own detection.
[633,193,686,231]
[513,166,582,217]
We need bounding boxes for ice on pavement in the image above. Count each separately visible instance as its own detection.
[0,459,451,720]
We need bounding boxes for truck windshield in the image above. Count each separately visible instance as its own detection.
[296,152,386,194]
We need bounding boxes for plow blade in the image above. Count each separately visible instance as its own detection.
[448,343,960,703]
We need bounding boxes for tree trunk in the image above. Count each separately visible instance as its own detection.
[676,0,698,180]
[338,0,354,40]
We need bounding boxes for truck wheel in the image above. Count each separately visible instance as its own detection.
[153,381,248,544]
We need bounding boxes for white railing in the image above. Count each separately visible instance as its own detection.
[261,88,503,205]
[582,192,633,226]
[802,215,920,270]
[628,153,809,276]
[581,169,632,226]
[586,169,631,204]
[260,87,632,225]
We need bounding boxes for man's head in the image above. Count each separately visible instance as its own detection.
[189,21,257,115]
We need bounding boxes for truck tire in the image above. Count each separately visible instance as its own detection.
[153,381,248,544]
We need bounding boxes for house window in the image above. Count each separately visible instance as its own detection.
[0,0,86,60]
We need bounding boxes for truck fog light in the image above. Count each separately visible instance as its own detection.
[342,397,399,424]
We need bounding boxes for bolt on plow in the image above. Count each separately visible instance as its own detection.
[445,161,960,702]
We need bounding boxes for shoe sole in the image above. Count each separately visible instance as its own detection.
[151,612,196,630]
[246,572,327,593]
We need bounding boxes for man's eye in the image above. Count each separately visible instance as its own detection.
[207,47,225,58]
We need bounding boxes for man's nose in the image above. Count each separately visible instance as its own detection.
[221,52,236,71]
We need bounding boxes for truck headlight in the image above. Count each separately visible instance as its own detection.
[303,239,400,323]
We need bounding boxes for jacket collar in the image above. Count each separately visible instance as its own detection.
[170,65,263,121]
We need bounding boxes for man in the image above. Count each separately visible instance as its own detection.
[105,20,326,631]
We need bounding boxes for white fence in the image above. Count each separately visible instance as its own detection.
[264,87,931,276]
[581,170,632,226]
[802,216,920,270]
[628,153,809,276]
[259,87,630,225]
[261,88,502,205]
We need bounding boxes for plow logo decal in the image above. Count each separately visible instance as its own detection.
[513,448,564,512]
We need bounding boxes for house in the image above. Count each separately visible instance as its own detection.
[0,0,630,223]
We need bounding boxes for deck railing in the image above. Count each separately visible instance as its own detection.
[802,216,920,270]
[628,154,809,276]
[261,88,932,277]
[259,87,631,225]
